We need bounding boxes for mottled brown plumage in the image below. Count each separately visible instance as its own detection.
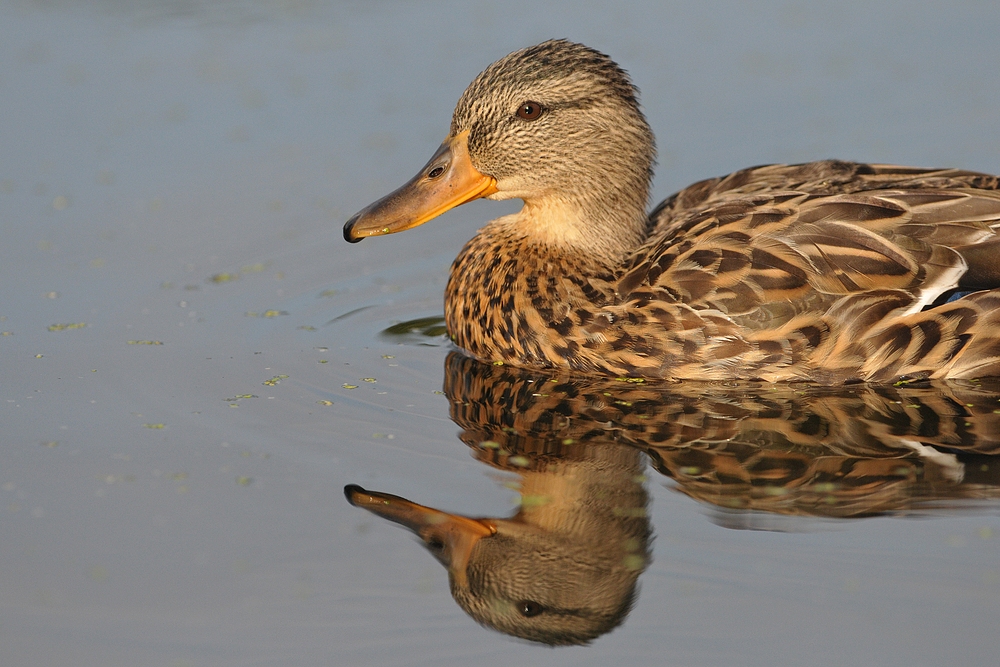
[346,40,1000,384]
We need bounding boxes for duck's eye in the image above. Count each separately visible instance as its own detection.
[517,600,544,617]
[516,101,543,121]
[427,166,445,179]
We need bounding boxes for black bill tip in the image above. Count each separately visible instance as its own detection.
[344,484,366,504]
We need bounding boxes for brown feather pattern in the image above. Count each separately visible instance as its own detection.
[448,160,1000,383]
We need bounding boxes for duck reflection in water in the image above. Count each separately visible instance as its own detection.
[346,414,650,646]
[346,352,1000,645]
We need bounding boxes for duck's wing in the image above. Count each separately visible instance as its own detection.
[647,160,1000,237]
[614,161,1000,381]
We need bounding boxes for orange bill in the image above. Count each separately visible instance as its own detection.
[344,484,496,586]
[343,130,498,242]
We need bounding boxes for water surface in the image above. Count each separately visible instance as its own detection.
[3,2,999,665]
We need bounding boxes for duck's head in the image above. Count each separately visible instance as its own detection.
[344,40,656,258]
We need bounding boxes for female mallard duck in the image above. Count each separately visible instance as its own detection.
[344,40,1000,384]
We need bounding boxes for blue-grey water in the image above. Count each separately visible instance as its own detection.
[3,1,999,665]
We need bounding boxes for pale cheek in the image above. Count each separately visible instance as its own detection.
[493,175,540,199]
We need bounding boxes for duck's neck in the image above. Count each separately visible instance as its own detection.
[512,193,648,260]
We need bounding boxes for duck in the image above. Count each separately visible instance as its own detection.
[344,39,1000,384]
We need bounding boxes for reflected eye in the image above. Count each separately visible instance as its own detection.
[427,537,445,552]
[517,600,544,617]
[516,101,544,121]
